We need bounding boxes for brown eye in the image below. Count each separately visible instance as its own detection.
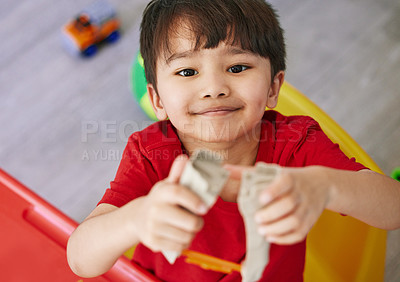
[228,65,248,73]
[178,69,198,77]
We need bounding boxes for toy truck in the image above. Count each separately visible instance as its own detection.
[62,0,120,57]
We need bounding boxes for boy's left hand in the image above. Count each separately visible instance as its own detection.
[225,164,330,245]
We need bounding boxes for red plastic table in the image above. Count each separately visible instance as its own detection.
[0,168,160,282]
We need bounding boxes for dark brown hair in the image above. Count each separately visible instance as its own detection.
[140,0,286,90]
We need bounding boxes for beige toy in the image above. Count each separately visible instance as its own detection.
[162,150,229,264]
[238,163,280,282]
[162,150,279,282]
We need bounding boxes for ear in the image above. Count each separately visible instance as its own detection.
[266,71,285,109]
[147,83,168,120]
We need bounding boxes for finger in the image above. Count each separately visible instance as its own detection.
[223,164,254,180]
[265,230,307,245]
[160,183,208,215]
[255,192,299,224]
[259,172,293,205]
[262,209,309,245]
[258,214,301,237]
[153,222,196,245]
[167,154,189,184]
[160,204,204,232]
[146,235,189,253]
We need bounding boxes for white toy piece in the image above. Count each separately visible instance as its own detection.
[162,150,229,264]
[238,163,280,282]
[161,150,279,282]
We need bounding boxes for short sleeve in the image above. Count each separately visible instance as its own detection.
[97,134,159,207]
[290,122,368,171]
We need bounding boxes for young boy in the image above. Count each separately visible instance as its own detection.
[67,0,400,281]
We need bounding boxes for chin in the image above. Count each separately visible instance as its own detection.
[177,118,260,144]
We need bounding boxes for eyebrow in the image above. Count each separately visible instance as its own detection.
[166,50,197,65]
[165,46,254,65]
[225,47,253,56]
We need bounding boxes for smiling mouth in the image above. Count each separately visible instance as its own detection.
[194,106,242,116]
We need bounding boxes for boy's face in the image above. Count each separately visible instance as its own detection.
[148,28,284,145]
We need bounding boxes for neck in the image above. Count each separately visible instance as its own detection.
[179,123,261,167]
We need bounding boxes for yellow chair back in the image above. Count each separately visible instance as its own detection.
[276,82,386,282]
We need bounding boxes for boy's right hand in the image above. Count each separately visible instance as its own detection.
[132,155,208,253]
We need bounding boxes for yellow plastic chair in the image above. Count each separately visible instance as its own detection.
[276,82,386,282]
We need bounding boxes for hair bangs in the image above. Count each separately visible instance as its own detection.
[141,0,286,89]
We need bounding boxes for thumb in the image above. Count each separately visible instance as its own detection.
[167,154,189,184]
[259,170,293,204]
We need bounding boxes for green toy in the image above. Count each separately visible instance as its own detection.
[131,52,157,120]
[391,167,400,182]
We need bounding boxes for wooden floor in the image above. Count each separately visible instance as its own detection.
[1,0,399,280]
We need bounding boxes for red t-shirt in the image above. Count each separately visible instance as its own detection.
[98,111,366,281]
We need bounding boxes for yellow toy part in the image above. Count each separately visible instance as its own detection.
[276,82,386,282]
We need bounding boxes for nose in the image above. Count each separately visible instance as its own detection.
[203,92,227,98]
[200,74,230,99]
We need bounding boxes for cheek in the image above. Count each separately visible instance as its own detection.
[247,85,270,109]
[240,75,270,102]
[157,84,186,110]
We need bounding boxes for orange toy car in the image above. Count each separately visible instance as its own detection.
[62,0,120,57]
